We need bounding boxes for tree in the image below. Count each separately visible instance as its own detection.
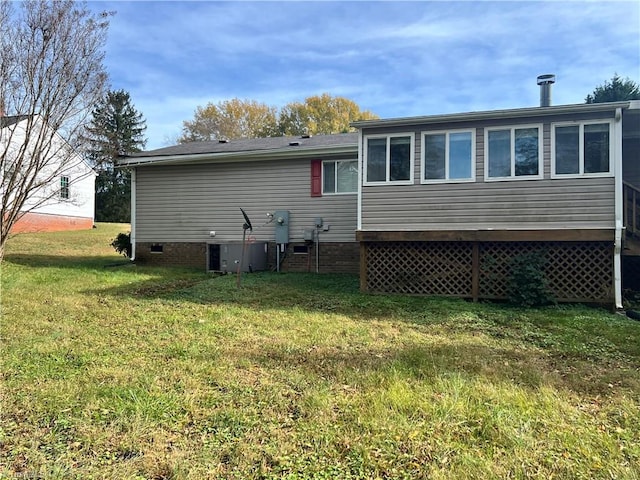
[585,74,640,103]
[278,93,379,136]
[84,90,147,222]
[179,98,279,143]
[0,0,110,261]
[178,94,379,142]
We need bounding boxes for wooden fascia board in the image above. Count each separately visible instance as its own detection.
[355,229,615,242]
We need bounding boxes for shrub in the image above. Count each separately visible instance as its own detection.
[508,251,555,307]
[110,232,132,258]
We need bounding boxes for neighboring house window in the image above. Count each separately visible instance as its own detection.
[551,121,613,177]
[60,176,70,199]
[421,130,475,183]
[323,160,357,194]
[485,125,542,180]
[364,133,414,185]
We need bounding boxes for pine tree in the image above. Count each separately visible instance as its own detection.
[84,90,147,222]
[585,74,640,103]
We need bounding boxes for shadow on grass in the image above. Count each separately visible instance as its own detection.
[240,335,638,397]
[82,268,640,396]
[86,268,477,323]
[5,253,132,270]
[9,253,637,397]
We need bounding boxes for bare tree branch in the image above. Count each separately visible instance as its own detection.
[0,0,111,261]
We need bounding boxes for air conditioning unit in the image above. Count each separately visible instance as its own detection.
[207,242,268,273]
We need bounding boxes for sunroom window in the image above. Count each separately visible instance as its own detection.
[552,121,612,177]
[364,134,414,184]
[323,160,357,194]
[485,125,542,180]
[422,130,474,182]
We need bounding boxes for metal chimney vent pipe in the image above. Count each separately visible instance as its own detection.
[537,74,556,107]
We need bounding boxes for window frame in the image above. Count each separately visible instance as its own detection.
[322,159,358,195]
[550,119,614,179]
[60,176,70,200]
[483,124,543,182]
[420,128,476,184]
[363,132,415,186]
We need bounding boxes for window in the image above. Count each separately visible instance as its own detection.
[364,133,414,184]
[323,160,357,194]
[552,121,612,177]
[422,130,474,183]
[60,176,70,199]
[485,125,542,180]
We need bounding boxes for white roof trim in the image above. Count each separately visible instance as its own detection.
[351,102,634,129]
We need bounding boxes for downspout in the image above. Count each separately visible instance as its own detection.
[357,129,363,231]
[613,108,623,309]
[130,168,136,261]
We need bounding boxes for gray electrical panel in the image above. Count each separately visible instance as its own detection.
[207,242,268,273]
[274,210,290,244]
[303,229,315,241]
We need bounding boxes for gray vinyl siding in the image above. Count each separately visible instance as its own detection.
[361,110,618,232]
[135,158,357,243]
[361,178,614,230]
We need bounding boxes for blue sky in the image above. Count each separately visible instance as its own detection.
[89,1,640,150]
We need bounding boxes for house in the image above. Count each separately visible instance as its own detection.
[120,94,640,307]
[352,97,640,307]
[118,134,360,273]
[1,115,96,233]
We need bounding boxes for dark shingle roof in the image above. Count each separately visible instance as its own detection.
[128,133,358,158]
[0,115,30,128]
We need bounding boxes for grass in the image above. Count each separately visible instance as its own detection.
[1,223,639,479]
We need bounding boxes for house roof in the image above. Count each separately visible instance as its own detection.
[351,101,638,129]
[0,115,31,128]
[118,133,359,167]
[118,100,640,168]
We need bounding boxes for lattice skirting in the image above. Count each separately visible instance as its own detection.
[362,241,614,303]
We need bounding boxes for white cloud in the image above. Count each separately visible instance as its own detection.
[89,0,639,149]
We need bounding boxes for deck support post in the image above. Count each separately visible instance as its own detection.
[472,242,479,302]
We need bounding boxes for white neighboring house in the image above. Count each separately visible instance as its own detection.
[1,115,95,233]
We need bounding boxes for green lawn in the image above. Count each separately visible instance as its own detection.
[1,224,639,479]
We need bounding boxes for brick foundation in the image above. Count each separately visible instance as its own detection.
[135,242,207,268]
[271,242,359,274]
[135,241,360,274]
[11,212,94,234]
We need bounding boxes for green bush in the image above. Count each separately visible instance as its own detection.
[508,251,555,307]
[110,232,132,258]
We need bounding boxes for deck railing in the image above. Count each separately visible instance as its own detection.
[624,181,640,237]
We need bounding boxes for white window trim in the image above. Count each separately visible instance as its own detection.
[322,159,358,195]
[484,124,543,182]
[363,132,415,186]
[420,129,476,184]
[550,119,614,179]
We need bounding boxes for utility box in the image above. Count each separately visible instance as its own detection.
[303,228,315,242]
[274,210,290,244]
[207,242,268,273]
